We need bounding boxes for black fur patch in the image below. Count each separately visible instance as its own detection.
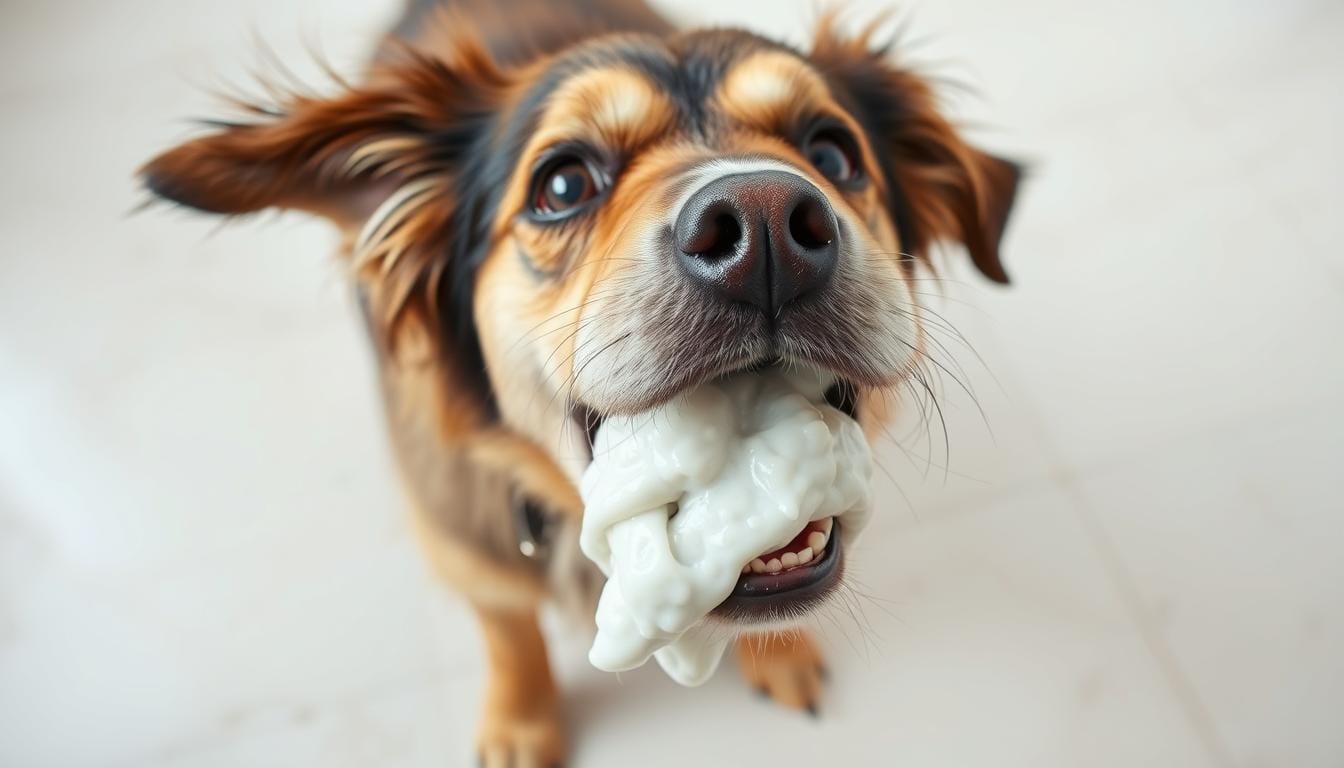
[813,57,919,263]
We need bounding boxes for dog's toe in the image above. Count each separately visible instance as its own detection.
[734,629,827,715]
[476,704,566,768]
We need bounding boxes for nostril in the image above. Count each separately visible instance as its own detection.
[699,213,742,261]
[675,169,839,314]
[679,200,745,259]
[788,198,835,251]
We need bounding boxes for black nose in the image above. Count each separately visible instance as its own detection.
[674,170,839,315]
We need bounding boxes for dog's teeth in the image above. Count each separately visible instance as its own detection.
[750,558,766,573]
[742,563,750,574]
[807,531,827,551]
[798,547,814,564]
[821,517,834,535]
[781,552,799,568]
[765,558,782,574]
[814,547,826,562]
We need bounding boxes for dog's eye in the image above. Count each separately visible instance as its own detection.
[805,132,859,184]
[532,158,599,215]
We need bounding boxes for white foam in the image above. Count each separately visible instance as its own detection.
[578,367,873,685]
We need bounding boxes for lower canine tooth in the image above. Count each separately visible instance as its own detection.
[750,558,766,573]
[821,517,834,535]
[781,552,799,568]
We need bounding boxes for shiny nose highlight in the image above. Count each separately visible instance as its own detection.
[674,170,839,316]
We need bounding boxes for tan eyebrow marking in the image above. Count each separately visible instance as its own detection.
[716,50,832,129]
[714,50,888,206]
[494,66,676,237]
[535,67,675,149]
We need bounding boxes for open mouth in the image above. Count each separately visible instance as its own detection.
[712,516,842,619]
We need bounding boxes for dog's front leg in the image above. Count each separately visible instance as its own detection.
[472,603,566,768]
[735,629,828,716]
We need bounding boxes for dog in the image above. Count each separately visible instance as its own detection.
[141,0,1018,764]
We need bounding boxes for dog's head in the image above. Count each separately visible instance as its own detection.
[143,17,1018,624]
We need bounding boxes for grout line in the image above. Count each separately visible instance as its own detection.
[983,345,1240,767]
[1056,470,1238,768]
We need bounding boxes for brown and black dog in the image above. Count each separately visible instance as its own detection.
[142,0,1018,764]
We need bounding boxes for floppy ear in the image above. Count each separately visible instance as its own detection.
[142,42,511,431]
[811,22,1021,284]
[142,45,504,224]
[142,41,510,329]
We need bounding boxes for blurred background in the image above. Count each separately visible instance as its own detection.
[2,0,1341,766]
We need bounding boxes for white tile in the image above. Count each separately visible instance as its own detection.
[972,155,1344,467]
[1173,2,1344,289]
[0,486,467,767]
[128,673,463,768]
[1074,399,1344,768]
[1278,190,1344,291]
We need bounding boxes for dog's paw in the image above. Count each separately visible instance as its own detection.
[734,629,827,716]
[476,700,566,768]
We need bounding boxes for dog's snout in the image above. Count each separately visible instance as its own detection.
[674,170,838,314]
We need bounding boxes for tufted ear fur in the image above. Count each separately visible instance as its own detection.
[811,19,1021,284]
[141,39,515,427]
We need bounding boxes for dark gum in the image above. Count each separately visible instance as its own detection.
[711,523,843,620]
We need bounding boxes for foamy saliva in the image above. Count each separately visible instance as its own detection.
[578,365,873,685]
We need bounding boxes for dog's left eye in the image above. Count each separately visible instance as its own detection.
[532,158,600,216]
[805,134,859,184]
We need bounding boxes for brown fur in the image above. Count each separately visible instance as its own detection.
[810,17,1020,283]
[473,605,567,764]
[141,2,1019,763]
[736,630,828,713]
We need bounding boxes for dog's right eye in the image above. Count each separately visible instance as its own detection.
[531,158,600,217]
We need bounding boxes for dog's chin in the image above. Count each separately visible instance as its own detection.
[571,358,861,626]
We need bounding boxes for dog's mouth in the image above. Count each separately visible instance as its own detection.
[572,360,859,456]
[572,360,859,622]
[712,516,842,620]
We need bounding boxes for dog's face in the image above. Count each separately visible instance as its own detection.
[481,35,919,443]
[144,21,1017,625]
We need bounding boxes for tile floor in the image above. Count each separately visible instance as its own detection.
[1,0,1341,766]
